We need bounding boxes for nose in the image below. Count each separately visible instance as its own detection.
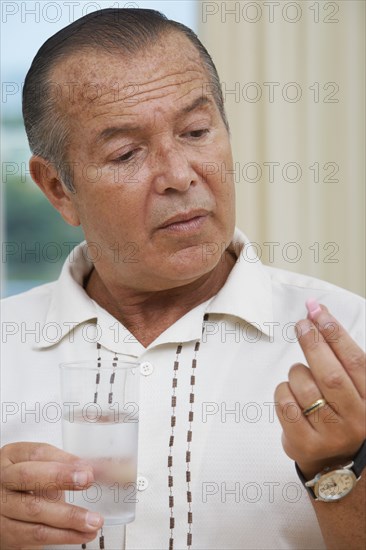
[152,141,197,194]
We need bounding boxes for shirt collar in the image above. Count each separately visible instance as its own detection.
[207,227,273,336]
[35,243,97,348]
[35,228,273,349]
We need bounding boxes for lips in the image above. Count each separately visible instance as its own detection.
[159,209,210,229]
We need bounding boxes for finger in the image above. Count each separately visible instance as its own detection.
[306,300,366,398]
[1,461,94,491]
[1,515,98,548]
[288,363,341,424]
[296,318,362,413]
[2,491,103,533]
[274,381,312,438]
[1,442,90,469]
[274,382,339,474]
[288,362,323,408]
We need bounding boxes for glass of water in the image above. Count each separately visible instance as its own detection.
[59,360,139,526]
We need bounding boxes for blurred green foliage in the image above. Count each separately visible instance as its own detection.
[4,174,84,283]
[2,115,84,296]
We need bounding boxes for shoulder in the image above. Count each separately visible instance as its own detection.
[266,264,359,293]
[265,264,363,300]
[1,282,56,320]
[264,265,365,345]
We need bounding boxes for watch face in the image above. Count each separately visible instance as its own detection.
[315,470,357,501]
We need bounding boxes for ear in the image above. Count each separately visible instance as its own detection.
[29,156,80,227]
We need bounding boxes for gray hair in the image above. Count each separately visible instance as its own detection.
[22,8,228,192]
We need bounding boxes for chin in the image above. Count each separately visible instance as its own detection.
[162,243,223,281]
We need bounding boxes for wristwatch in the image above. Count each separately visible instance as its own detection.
[295,440,366,502]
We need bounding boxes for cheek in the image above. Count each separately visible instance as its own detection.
[74,181,147,242]
[203,139,234,199]
[208,171,235,212]
[81,164,101,182]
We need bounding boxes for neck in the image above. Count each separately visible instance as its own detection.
[85,250,236,347]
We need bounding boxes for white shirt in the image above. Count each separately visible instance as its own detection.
[1,228,365,550]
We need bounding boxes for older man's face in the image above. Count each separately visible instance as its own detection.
[55,32,235,291]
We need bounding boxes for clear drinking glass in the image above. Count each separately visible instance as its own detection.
[59,360,140,526]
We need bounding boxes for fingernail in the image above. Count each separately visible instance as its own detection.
[86,512,102,528]
[73,471,89,485]
[305,298,322,319]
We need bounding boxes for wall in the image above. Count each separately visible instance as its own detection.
[198,0,365,296]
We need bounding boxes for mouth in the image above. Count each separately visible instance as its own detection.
[158,210,210,233]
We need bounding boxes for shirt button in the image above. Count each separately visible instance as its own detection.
[140,362,154,376]
[137,476,149,491]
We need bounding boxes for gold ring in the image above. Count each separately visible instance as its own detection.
[302,398,327,417]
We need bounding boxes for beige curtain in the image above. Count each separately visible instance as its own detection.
[198,0,365,296]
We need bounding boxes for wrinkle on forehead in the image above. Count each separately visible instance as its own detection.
[50,33,208,116]
[90,83,206,124]
[93,71,205,111]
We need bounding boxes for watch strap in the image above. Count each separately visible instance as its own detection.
[295,439,366,499]
[352,439,366,478]
[295,462,315,498]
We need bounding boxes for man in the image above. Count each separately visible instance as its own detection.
[1,8,365,550]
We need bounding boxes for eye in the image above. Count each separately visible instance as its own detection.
[112,150,136,163]
[186,129,210,139]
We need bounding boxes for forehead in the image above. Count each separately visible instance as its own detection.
[51,32,209,121]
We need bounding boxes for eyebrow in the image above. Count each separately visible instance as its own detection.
[96,95,213,143]
[181,95,212,114]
